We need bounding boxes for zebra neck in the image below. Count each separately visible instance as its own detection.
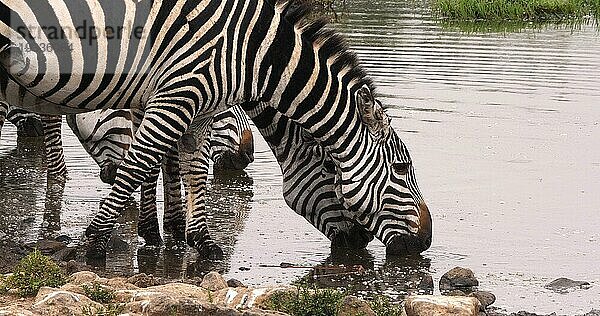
[254,2,373,167]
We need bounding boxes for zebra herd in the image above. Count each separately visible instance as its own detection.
[0,0,432,259]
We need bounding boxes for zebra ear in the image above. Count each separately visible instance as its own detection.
[357,86,388,136]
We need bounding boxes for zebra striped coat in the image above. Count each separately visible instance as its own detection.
[1,0,432,257]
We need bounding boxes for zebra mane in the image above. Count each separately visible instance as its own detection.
[277,0,376,94]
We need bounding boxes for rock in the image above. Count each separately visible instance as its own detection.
[469,291,495,308]
[439,267,479,293]
[127,273,155,288]
[54,235,72,244]
[404,295,481,316]
[32,240,66,255]
[418,274,434,294]
[337,295,376,316]
[32,286,102,316]
[62,260,90,275]
[581,310,600,316]
[544,278,591,293]
[51,247,76,262]
[123,289,286,316]
[227,278,246,288]
[445,289,466,296]
[99,277,138,291]
[69,271,100,285]
[0,306,37,316]
[221,287,294,309]
[200,271,228,291]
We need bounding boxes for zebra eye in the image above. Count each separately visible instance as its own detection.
[392,163,409,175]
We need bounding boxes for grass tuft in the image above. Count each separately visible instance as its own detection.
[4,249,66,297]
[369,295,404,316]
[81,283,116,304]
[264,285,345,316]
[434,0,600,23]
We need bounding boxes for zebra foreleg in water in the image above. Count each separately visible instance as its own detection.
[0,101,6,138]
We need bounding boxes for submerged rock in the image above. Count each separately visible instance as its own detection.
[31,240,67,256]
[439,267,479,293]
[544,278,591,293]
[227,278,246,288]
[404,295,481,316]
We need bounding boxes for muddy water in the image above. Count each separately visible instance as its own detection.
[1,0,600,313]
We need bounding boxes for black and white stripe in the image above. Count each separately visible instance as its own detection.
[67,106,254,251]
[0,104,67,177]
[1,0,431,257]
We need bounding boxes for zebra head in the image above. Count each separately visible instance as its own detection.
[333,86,432,255]
[210,106,255,172]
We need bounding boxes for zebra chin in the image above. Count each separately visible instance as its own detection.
[384,203,433,256]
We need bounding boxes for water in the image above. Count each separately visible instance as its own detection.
[1,0,600,313]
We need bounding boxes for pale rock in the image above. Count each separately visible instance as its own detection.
[32,287,102,316]
[404,295,481,316]
[68,271,99,285]
[200,271,228,291]
[0,305,37,316]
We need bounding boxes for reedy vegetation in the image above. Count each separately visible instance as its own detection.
[434,0,600,23]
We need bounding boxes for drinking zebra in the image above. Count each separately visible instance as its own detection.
[1,0,432,257]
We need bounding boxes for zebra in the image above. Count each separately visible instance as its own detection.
[66,106,255,246]
[1,0,432,257]
[65,105,382,251]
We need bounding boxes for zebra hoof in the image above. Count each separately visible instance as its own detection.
[196,243,224,260]
[386,234,430,256]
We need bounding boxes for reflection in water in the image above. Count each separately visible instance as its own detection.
[0,136,52,243]
[306,250,433,301]
[102,171,254,278]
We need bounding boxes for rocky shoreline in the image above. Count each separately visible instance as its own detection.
[0,239,597,316]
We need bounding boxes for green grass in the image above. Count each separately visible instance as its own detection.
[264,284,405,316]
[4,249,66,297]
[263,285,346,316]
[368,295,404,316]
[81,283,116,304]
[434,0,600,23]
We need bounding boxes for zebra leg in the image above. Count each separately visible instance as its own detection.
[162,148,186,242]
[84,106,194,258]
[138,164,163,246]
[0,101,6,138]
[41,115,67,178]
[179,118,224,259]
